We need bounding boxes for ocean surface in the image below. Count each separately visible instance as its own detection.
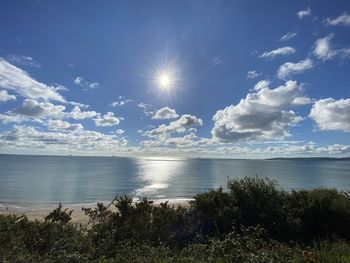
[0,154,349,210]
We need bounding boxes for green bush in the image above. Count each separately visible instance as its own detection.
[1,176,350,262]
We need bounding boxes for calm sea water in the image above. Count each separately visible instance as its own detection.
[0,154,349,209]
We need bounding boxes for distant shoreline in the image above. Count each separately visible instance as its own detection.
[0,153,349,161]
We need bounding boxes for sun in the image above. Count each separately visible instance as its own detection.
[160,74,170,88]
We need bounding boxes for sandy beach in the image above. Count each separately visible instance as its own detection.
[0,199,192,225]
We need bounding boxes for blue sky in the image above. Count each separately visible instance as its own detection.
[0,0,349,158]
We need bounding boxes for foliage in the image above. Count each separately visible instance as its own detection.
[1,176,350,262]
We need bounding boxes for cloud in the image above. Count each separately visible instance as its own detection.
[152,107,179,120]
[0,58,65,102]
[279,32,297,42]
[0,125,128,154]
[313,34,336,60]
[148,114,203,136]
[212,57,223,66]
[313,34,350,61]
[259,47,296,59]
[110,96,132,107]
[48,119,83,131]
[0,90,16,102]
[138,102,154,116]
[115,129,125,135]
[211,80,309,143]
[94,112,121,127]
[73,76,99,90]
[12,99,45,117]
[277,58,313,79]
[309,98,350,132]
[326,12,350,26]
[67,106,97,120]
[297,7,312,19]
[246,70,262,80]
[6,54,41,68]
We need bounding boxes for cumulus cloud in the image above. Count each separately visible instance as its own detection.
[94,112,121,127]
[12,99,45,117]
[67,106,97,120]
[148,114,203,136]
[297,7,312,19]
[6,54,41,68]
[309,98,350,132]
[211,80,309,143]
[212,57,223,66]
[246,70,262,80]
[279,32,297,42]
[259,47,296,59]
[326,12,350,26]
[152,107,179,120]
[277,58,313,79]
[48,119,83,131]
[0,58,65,102]
[0,90,16,102]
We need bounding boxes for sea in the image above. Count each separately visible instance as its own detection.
[0,154,349,210]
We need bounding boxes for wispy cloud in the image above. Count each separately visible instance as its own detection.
[279,32,297,42]
[259,47,296,59]
[0,58,65,102]
[297,7,312,19]
[277,58,313,79]
[246,70,262,80]
[326,12,350,26]
[6,54,41,68]
[313,34,350,61]
[212,56,223,66]
[73,76,99,90]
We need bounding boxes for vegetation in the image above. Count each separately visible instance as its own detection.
[1,177,350,262]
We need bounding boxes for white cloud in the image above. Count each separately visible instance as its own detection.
[246,70,261,80]
[0,125,128,154]
[94,112,121,127]
[110,96,132,107]
[313,34,350,61]
[152,107,179,120]
[279,32,297,42]
[313,34,336,60]
[148,114,203,136]
[0,90,16,102]
[73,76,99,90]
[48,119,83,131]
[6,54,41,68]
[138,102,154,116]
[297,7,312,19]
[67,106,97,120]
[259,47,296,59]
[115,129,125,135]
[309,98,350,132]
[277,58,313,79]
[326,12,350,26]
[211,80,309,143]
[0,58,65,102]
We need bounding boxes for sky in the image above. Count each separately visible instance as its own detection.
[0,0,350,158]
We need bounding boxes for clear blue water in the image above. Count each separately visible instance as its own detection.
[0,154,349,209]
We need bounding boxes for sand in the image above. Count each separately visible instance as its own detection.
[0,199,192,225]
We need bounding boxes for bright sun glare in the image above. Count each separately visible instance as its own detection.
[160,74,170,88]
